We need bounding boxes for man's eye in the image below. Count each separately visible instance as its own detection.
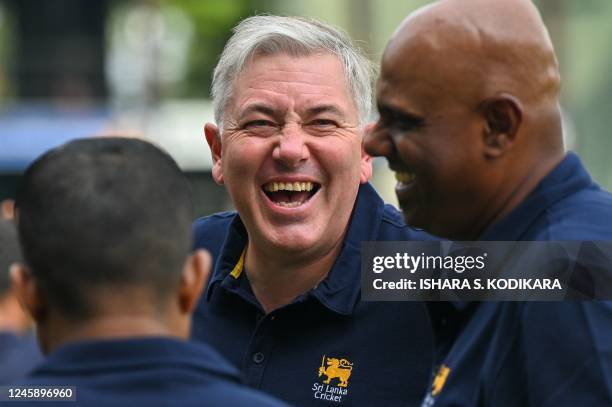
[245,120,276,128]
[381,117,422,132]
[378,108,424,133]
[309,119,338,127]
[395,121,421,132]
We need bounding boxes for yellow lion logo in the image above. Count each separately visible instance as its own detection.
[318,355,353,388]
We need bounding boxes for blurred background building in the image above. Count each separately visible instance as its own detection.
[1,0,611,217]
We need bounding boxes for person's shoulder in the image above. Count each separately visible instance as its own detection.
[195,383,290,407]
[8,342,288,407]
[192,211,237,250]
[6,372,70,388]
[555,182,612,215]
[535,184,612,239]
[515,301,612,405]
[379,204,439,241]
[0,332,43,385]
[193,211,237,232]
[168,384,290,407]
[173,340,289,406]
[518,301,612,348]
[6,377,288,407]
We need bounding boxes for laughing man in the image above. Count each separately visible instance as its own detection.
[191,15,435,406]
[365,0,612,405]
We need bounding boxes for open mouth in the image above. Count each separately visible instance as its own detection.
[394,171,416,185]
[262,181,321,208]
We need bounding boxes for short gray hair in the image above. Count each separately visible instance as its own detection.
[212,15,374,129]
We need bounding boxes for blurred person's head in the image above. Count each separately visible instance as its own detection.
[0,218,31,334]
[365,0,564,240]
[205,15,374,259]
[11,138,210,353]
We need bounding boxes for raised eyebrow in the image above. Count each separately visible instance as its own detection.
[238,104,279,121]
[304,105,346,120]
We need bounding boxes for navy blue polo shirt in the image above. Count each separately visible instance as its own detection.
[423,153,612,407]
[0,331,42,385]
[6,337,288,407]
[192,183,435,406]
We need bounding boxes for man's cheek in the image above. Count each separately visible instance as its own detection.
[320,143,363,170]
[396,138,419,158]
[223,150,256,178]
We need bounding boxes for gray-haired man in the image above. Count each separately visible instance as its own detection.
[191,16,434,406]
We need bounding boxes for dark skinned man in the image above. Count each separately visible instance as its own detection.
[365,0,612,406]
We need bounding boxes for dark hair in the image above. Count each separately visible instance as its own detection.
[15,138,194,320]
[0,219,21,297]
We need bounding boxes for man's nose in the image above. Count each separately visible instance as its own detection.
[273,124,309,167]
[364,122,394,157]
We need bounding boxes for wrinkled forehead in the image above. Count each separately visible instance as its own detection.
[229,53,358,119]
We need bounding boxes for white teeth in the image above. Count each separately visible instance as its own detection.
[394,172,416,184]
[263,181,315,192]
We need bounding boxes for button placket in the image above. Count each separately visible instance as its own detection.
[244,312,278,388]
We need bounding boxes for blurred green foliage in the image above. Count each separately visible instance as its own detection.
[0,0,15,99]
[165,0,254,98]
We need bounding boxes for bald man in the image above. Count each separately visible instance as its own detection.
[365,0,612,406]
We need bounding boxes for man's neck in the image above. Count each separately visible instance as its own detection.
[244,238,345,314]
[41,313,183,354]
[476,151,565,239]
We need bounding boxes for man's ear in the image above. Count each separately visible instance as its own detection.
[10,263,45,322]
[1,199,15,220]
[204,123,224,185]
[360,143,373,183]
[480,94,523,158]
[359,122,375,183]
[178,249,211,315]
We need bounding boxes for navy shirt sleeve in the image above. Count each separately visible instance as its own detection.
[520,301,612,406]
